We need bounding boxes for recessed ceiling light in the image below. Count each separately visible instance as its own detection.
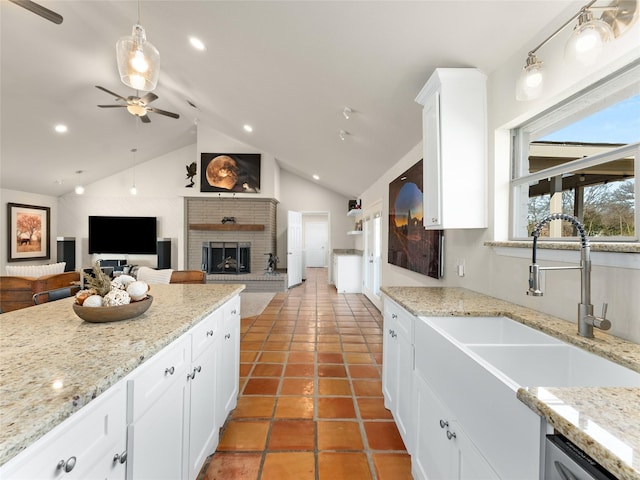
[189,36,206,51]
[313,174,320,180]
[55,124,68,133]
[243,125,253,133]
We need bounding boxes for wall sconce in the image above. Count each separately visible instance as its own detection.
[516,0,638,101]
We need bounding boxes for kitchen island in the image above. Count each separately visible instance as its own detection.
[0,283,244,470]
[382,286,640,480]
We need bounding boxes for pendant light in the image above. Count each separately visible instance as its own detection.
[116,2,160,92]
[130,148,138,196]
[74,170,85,195]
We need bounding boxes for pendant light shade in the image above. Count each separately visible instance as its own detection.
[516,53,544,101]
[116,24,160,92]
[565,10,614,66]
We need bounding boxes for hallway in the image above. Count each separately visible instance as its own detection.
[200,268,412,479]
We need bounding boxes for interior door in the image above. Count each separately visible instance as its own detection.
[304,221,328,267]
[362,209,382,310]
[287,211,303,288]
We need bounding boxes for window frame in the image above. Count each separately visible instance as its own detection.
[510,61,640,242]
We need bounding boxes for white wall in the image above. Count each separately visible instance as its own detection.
[360,19,640,342]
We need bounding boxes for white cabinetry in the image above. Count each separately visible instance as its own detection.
[218,296,241,422]
[334,255,362,293]
[382,298,414,454]
[412,373,498,480]
[415,68,487,229]
[0,382,127,480]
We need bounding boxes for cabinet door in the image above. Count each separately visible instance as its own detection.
[395,334,414,454]
[1,383,127,480]
[381,313,398,412]
[218,296,240,421]
[412,373,455,480]
[456,423,500,480]
[188,343,219,480]
[422,90,442,229]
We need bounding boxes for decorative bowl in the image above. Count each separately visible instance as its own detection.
[73,295,153,323]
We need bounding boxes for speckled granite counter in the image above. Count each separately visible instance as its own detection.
[333,249,363,256]
[381,286,640,480]
[0,283,244,466]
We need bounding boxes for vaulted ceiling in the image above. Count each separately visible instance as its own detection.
[0,1,580,198]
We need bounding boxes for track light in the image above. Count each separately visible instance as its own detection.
[516,0,637,101]
[343,107,352,119]
[339,129,349,141]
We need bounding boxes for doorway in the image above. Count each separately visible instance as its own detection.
[302,212,330,278]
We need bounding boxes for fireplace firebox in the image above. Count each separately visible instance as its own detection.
[202,242,251,274]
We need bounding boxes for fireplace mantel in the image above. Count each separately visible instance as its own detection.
[189,224,265,231]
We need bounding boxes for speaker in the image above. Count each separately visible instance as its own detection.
[157,238,171,269]
[56,237,75,271]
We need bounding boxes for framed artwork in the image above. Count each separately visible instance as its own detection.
[200,153,261,193]
[7,203,51,262]
[388,159,443,279]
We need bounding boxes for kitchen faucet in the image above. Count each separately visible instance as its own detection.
[527,213,611,338]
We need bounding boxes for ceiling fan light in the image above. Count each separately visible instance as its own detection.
[116,24,160,92]
[565,11,614,66]
[126,103,147,117]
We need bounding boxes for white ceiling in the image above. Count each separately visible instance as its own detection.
[0,0,580,198]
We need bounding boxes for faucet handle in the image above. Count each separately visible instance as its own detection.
[594,302,611,331]
[601,302,608,320]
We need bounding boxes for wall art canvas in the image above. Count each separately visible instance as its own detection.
[200,153,261,193]
[388,159,443,279]
[7,203,51,262]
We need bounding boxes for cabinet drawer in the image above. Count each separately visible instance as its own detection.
[1,383,126,480]
[127,335,191,422]
[191,309,222,361]
[384,298,414,342]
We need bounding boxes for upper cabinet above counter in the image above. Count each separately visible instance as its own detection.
[415,68,488,230]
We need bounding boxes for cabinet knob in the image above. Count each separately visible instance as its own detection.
[446,430,457,440]
[432,217,438,223]
[231,309,237,315]
[206,330,214,337]
[225,333,231,340]
[113,451,127,464]
[392,313,397,319]
[439,419,449,429]
[165,366,175,375]
[57,456,76,473]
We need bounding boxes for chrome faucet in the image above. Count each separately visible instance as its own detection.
[527,213,611,338]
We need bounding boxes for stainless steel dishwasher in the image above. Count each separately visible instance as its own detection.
[545,434,617,480]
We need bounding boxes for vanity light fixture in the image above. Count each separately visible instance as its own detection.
[516,0,637,101]
[116,1,160,91]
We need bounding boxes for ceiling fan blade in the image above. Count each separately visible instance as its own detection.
[9,0,63,24]
[97,104,127,108]
[95,85,129,103]
[140,115,151,124]
[139,92,158,105]
[147,107,180,119]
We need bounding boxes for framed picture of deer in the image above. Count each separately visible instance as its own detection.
[7,203,51,262]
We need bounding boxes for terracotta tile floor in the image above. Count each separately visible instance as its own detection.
[199,268,412,480]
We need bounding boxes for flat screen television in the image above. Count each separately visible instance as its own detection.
[88,216,157,254]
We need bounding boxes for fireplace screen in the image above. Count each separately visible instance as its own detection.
[202,242,251,274]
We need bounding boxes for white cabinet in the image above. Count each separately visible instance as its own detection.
[415,68,487,229]
[218,295,240,422]
[412,373,498,480]
[126,334,191,480]
[382,298,414,454]
[1,383,127,480]
[334,255,362,293]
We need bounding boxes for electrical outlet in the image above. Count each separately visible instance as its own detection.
[456,258,465,277]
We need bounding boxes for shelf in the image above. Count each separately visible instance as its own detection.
[189,224,265,231]
[347,231,363,235]
[347,209,363,217]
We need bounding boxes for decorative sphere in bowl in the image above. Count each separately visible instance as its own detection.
[73,296,153,323]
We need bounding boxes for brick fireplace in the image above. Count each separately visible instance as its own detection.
[186,197,284,291]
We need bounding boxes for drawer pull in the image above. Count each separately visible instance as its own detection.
[439,419,448,429]
[446,430,457,440]
[206,330,214,337]
[231,309,237,315]
[225,333,231,340]
[113,451,127,464]
[392,313,397,319]
[165,366,175,375]
[57,456,76,473]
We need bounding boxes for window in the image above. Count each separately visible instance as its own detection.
[511,62,640,242]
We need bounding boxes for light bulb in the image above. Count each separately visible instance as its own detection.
[565,11,613,66]
[129,74,147,91]
[130,49,149,73]
[74,185,85,195]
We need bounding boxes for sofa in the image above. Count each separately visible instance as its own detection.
[0,271,81,313]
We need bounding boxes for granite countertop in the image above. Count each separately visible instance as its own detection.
[381,286,640,480]
[333,249,363,256]
[0,283,244,466]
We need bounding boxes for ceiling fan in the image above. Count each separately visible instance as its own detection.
[96,86,180,123]
[9,0,63,24]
